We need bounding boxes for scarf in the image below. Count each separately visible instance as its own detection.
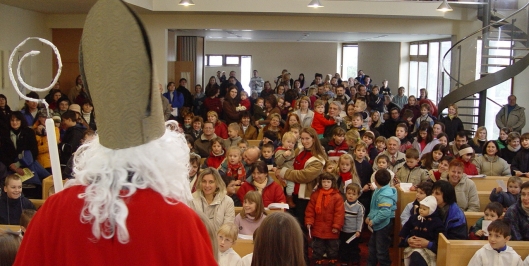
[448,114,455,119]
[507,145,521,152]
[227,162,246,181]
[315,188,334,214]
[252,179,267,194]
[340,172,353,182]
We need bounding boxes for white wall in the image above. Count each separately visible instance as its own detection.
[357,42,403,94]
[0,4,52,110]
[204,41,339,87]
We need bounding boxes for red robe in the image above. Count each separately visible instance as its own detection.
[14,186,217,266]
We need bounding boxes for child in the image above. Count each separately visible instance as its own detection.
[305,173,345,265]
[395,148,429,190]
[339,183,365,265]
[400,181,433,226]
[205,137,225,169]
[469,202,503,240]
[260,142,275,166]
[335,154,362,195]
[496,127,511,150]
[0,230,22,265]
[490,176,522,209]
[324,160,338,174]
[252,97,266,129]
[224,123,242,149]
[218,146,247,184]
[399,196,444,266]
[421,143,447,170]
[275,132,296,207]
[239,91,251,110]
[396,123,413,153]
[237,139,249,153]
[370,155,396,188]
[429,156,453,181]
[350,113,367,137]
[458,144,479,175]
[0,175,36,225]
[367,86,384,113]
[289,123,303,150]
[345,129,361,154]
[20,209,36,237]
[414,103,434,132]
[353,97,370,130]
[511,132,529,177]
[189,153,201,193]
[366,169,397,266]
[217,223,243,266]
[259,130,279,150]
[311,99,336,139]
[324,127,349,158]
[375,136,387,154]
[362,131,378,164]
[468,220,524,266]
[221,174,242,207]
[238,112,257,140]
[234,191,266,236]
[354,141,374,221]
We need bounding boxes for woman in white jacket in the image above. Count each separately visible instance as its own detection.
[294,96,314,129]
[472,141,511,176]
[190,167,235,232]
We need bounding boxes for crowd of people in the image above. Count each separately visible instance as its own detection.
[1,66,529,266]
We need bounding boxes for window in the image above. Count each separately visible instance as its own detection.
[341,44,358,81]
[225,56,240,65]
[205,55,241,67]
[408,40,451,104]
[206,55,223,66]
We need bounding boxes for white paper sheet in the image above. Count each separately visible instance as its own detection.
[399,183,414,192]
[482,220,492,236]
[497,180,507,192]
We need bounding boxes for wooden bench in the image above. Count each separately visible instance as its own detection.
[437,233,529,265]
[471,176,529,191]
[42,176,67,200]
[0,224,20,232]
[29,199,45,210]
[232,238,254,257]
[248,140,260,147]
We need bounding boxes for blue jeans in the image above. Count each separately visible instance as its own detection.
[367,219,393,266]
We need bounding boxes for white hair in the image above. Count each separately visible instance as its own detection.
[66,122,191,243]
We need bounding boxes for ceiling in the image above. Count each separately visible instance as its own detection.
[173,29,450,43]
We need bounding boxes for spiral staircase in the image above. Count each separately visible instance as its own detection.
[438,0,529,135]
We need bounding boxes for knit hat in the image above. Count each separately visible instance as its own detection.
[52,115,61,123]
[459,147,474,157]
[37,109,48,118]
[263,130,278,142]
[69,104,81,114]
[420,195,437,216]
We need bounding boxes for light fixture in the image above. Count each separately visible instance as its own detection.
[179,0,195,6]
[308,0,323,8]
[437,0,453,12]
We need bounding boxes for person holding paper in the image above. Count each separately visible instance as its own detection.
[339,183,364,265]
[489,176,522,209]
[469,202,503,240]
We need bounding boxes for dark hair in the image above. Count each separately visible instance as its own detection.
[377,154,389,164]
[416,181,433,196]
[179,78,187,83]
[417,123,434,143]
[432,180,457,205]
[483,140,500,156]
[266,95,278,108]
[221,173,236,188]
[251,161,269,175]
[520,181,529,191]
[485,202,504,217]
[262,142,275,151]
[488,220,512,238]
[455,131,468,140]
[421,144,447,170]
[332,127,346,137]
[318,172,338,190]
[346,182,362,195]
[315,73,323,78]
[57,96,71,105]
[9,111,28,128]
[433,121,446,132]
[405,148,420,160]
[20,209,36,228]
[0,230,22,266]
[437,132,449,142]
[167,82,175,89]
[61,110,77,122]
[374,169,391,186]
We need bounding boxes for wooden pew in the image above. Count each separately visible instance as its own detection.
[0,224,20,232]
[42,176,67,200]
[29,199,45,210]
[437,233,529,265]
[232,238,254,257]
[470,176,529,191]
[248,140,260,147]
[465,212,482,230]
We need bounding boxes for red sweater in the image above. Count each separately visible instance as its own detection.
[204,97,222,116]
[460,159,479,175]
[14,186,217,266]
[206,150,225,169]
[237,178,286,207]
[311,112,335,135]
[214,122,228,139]
[305,188,345,239]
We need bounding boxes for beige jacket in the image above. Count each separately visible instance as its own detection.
[190,189,235,232]
[280,149,325,200]
[472,155,511,176]
[441,174,480,212]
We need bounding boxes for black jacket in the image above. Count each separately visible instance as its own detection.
[511,147,529,175]
[59,125,85,164]
[0,127,39,166]
[0,193,35,225]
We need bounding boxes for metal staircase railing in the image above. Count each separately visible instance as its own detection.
[438,0,529,134]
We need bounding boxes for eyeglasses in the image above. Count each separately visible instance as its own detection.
[217,235,233,244]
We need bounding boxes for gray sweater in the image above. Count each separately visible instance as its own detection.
[342,200,365,233]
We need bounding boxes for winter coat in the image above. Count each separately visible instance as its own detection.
[395,164,429,186]
[0,127,39,166]
[368,184,397,231]
[490,188,519,209]
[311,112,335,135]
[441,174,480,212]
[237,175,286,208]
[472,154,510,176]
[324,139,349,157]
[163,90,184,108]
[193,133,218,158]
[399,211,445,251]
[280,149,325,199]
[504,198,529,241]
[440,115,464,142]
[189,189,235,232]
[500,145,520,164]
[222,98,241,125]
[511,147,529,175]
[0,193,35,225]
[33,123,60,169]
[204,97,223,117]
[238,124,257,140]
[305,188,345,239]
[214,122,228,139]
[496,104,526,133]
[294,109,315,129]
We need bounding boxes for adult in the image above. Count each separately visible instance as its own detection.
[21,91,40,126]
[54,97,71,117]
[449,131,478,156]
[392,86,408,110]
[80,100,97,131]
[238,112,257,140]
[249,70,264,96]
[256,96,280,128]
[418,88,438,117]
[297,73,306,90]
[163,81,184,113]
[190,167,235,232]
[373,137,406,173]
[503,181,529,240]
[440,103,464,142]
[192,84,206,118]
[237,161,286,208]
[500,132,521,164]
[259,81,274,100]
[14,2,216,264]
[496,95,526,133]
[310,73,323,87]
[252,212,305,266]
[400,95,421,125]
[441,160,480,212]
[205,76,220,97]
[0,175,35,224]
[406,180,467,265]
[364,75,373,91]
[275,128,327,225]
[274,84,286,100]
[380,107,403,138]
[68,75,84,104]
[383,95,400,113]
[176,78,193,113]
[357,85,368,98]
[58,110,85,166]
[33,110,60,173]
[222,85,241,125]
[194,121,218,158]
[472,141,510,176]
[355,70,366,85]
[220,71,243,97]
[257,113,282,140]
[0,94,12,131]
[432,121,445,139]
[242,146,260,166]
[207,111,228,139]
[334,84,351,105]
[294,96,314,129]
[343,103,356,131]
[322,101,347,140]
[46,89,64,111]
